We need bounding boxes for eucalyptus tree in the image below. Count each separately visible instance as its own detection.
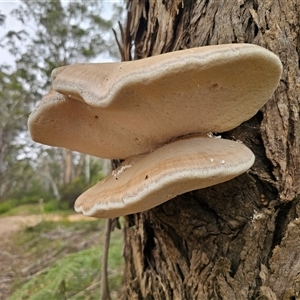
[2,0,120,200]
[8,1,118,96]
[0,67,31,199]
[116,1,300,299]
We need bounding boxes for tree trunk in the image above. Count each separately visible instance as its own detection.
[63,148,74,185]
[44,163,60,200]
[118,1,300,299]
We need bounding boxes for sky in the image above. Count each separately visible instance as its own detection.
[0,1,21,66]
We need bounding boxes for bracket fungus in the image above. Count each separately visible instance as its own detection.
[28,43,282,218]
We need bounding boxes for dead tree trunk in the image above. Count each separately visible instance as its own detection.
[118,1,300,299]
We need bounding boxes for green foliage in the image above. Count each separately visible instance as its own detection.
[43,199,68,213]
[0,68,31,200]
[5,172,55,211]
[19,182,53,204]
[59,176,88,208]
[0,157,105,214]
[1,203,43,216]
[0,11,5,26]
[7,0,118,99]
[58,159,105,208]
[89,159,106,185]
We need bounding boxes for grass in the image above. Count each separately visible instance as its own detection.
[0,199,19,215]
[6,215,124,300]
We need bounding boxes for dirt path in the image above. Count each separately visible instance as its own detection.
[0,213,94,299]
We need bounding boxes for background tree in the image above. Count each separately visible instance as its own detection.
[0,64,33,199]
[9,0,116,188]
[0,0,120,203]
[117,1,300,299]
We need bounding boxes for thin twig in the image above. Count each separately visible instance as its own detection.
[112,27,124,61]
[100,218,112,300]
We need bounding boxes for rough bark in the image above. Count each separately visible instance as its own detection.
[118,1,300,299]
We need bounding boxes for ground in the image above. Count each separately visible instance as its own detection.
[0,213,95,299]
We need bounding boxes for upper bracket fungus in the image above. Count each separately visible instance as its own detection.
[28,44,282,218]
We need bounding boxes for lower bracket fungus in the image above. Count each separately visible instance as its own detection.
[28,43,282,218]
[74,136,255,218]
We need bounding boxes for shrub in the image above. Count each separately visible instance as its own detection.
[0,199,16,215]
[58,177,88,208]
